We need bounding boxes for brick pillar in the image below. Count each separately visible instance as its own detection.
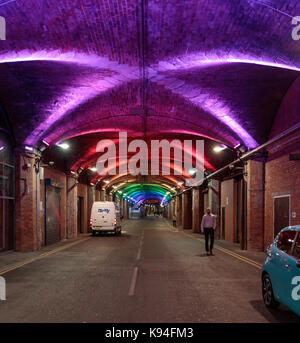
[176,194,182,227]
[123,199,128,219]
[14,152,40,251]
[120,197,123,217]
[66,176,77,239]
[208,179,220,238]
[87,185,95,232]
[168,199,174,219]
[245,160,264,251]
[100,190,105,201]
[95,189,100,201]
[192,187,203,233]
[182,190,192,229]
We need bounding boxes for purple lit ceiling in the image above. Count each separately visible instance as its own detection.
[0,0,300,177]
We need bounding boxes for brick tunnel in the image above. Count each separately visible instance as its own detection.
[0,0,300,324]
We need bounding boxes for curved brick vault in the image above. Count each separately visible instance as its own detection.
[1,0,300,184]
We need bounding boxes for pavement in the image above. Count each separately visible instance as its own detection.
[0,217,299,323]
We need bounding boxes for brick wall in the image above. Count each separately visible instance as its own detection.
[246,160,264,251]
[14,153,38,251]
[264,143,300,249]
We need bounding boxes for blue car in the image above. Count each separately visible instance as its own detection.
[262,226,300,316]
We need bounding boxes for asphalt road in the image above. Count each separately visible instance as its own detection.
[0,217,299,323]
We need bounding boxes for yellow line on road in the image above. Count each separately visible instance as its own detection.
[0,236,92,276]
[215,246,262,269]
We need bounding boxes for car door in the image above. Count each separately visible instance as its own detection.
[275,230,298,309]
[288,232,300,316]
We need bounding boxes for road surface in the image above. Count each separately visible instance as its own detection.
[0,217,299,323]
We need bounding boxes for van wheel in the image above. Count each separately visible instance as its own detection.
[262,274,279,309]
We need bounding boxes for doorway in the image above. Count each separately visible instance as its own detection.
[45,185,61,245]
[274,196,290,238]
[0,163,14,251]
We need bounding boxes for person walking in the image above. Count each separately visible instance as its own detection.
[201,208,216,256]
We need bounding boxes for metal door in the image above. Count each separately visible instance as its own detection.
[274,196,290,238]
[0,163,14,251]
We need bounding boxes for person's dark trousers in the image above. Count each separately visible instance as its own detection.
[204,227,215,252]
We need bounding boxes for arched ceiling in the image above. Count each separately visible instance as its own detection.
[113,183,173,207]
[1,0,300,202]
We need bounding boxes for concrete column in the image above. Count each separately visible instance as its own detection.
[66,176,78,239]
[14,152,39,251]
[208,179,220,238]
[245,160,264,251]
[176,194,182,227]
[182,190,192,229]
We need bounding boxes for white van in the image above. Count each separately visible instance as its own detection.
[90,201,121,236]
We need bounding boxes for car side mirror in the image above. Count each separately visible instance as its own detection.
[296,260,300,268]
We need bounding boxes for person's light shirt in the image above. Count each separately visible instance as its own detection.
[201,214,216,232]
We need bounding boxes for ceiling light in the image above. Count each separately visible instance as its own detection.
[104,180,110,184]
[213,145,227,152]
[25,145,34,152]
[188,169,196,175]
[89,167,97,172]
[57,142,69,150]
[39,139,49,152]
[177,182,183,186]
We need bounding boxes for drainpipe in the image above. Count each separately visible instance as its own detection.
[206,122,300,182]
[34,152,41,251]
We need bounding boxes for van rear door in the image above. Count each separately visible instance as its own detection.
[92,205,114,227]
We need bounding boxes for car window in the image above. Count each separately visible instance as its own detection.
[277,230,297,255]
[292,232,300,259]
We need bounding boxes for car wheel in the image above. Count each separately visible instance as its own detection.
[92,231,96,236]
[262,274,279,309]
